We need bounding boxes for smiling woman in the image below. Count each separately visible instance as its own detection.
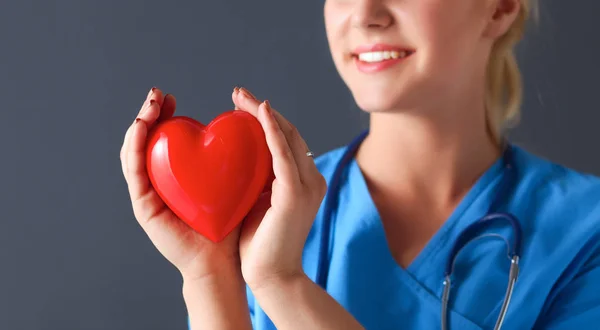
[119,0,600,329]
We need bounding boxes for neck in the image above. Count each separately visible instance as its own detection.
[355,102,501,207]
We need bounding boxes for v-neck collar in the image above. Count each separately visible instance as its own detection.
[345,154,506,282]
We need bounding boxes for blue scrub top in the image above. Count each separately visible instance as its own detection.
[239,144,600,329]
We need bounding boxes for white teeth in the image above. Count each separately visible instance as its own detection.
[357,51,408,63]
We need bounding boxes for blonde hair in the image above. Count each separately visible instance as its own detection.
[485,0,538,145]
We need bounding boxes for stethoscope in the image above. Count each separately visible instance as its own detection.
[315,129,523,330]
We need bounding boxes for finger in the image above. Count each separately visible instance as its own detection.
[234,90,310,175]
[261,103,308,168]
[234,87,261,117]
[257,101,301,187]
[121,123,135,180]
[233,88,303,147]
[263,102,317,185]
[157,94,177,123]
[233,87,294,133]
[121,87,158,179]
[240,87,258,99]
[272,110,295,138]
[127,118,152,200]
[232,87,241,110]
[123,99,158,178]
[137,89,165,127]
[269,108,304,156]
[234,88,296,138]
[234,90,306,169]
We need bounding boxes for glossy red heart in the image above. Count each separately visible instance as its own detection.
[145,110,273,242]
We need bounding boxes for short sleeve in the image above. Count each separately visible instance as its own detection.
[534,247,600,329]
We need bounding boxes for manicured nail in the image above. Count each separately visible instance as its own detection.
[148,87,156,98]
[264,100,274,117]
[233,86,239,93]
[239,88,254,100]
[142,99,156,115]
[135,118,147,136]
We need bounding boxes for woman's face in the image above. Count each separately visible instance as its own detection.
[324,0,515,113]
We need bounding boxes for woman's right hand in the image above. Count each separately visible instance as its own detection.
[120,87,242,282]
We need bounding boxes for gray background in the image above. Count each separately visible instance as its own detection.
[0,1,598,329]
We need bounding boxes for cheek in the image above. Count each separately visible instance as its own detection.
[324,5,347,67]
[413,4,478,85]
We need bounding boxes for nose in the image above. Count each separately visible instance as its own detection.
[350,0,393,29]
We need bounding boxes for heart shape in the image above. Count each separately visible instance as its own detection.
[145,110,273,242]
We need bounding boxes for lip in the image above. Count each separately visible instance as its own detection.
[351,43,415,74]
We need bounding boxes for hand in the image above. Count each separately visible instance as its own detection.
[120,87,243,282]
[231,87,328,290]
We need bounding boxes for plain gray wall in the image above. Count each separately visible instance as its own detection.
[1,1,598,329]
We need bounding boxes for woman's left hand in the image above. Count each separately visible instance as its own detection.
[231,87,327,290]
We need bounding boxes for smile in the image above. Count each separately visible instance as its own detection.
[351,44,415,73]
[357,50,410,62]
[352,50,414,74]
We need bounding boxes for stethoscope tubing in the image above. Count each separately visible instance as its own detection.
[316,129,523,329]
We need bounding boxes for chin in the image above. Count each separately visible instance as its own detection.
[350,83,419,113]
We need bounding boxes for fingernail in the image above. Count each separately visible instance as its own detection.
[264,100,274,117]
[233,86,239,93]
[142,99,156,115]
[148,87,156,98]
[135,118,147,136]
[240,88,254,100]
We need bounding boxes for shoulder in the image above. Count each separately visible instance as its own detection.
[509,144,600,254]
[512,144,600,189]
[509,145,600,327]
[510,145,600,314]
[511,144,600,226]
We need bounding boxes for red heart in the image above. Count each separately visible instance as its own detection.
[145,110,273,242]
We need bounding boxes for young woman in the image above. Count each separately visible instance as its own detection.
[120,0,600,329]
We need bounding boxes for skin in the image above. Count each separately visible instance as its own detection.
[325,0,520,268]
[119,0,521,329]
